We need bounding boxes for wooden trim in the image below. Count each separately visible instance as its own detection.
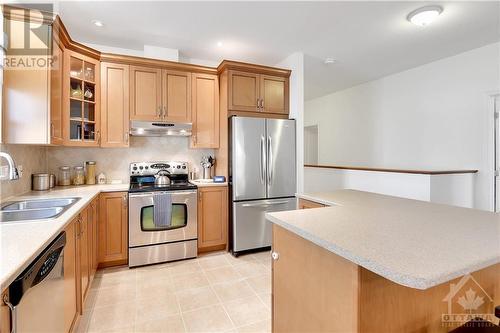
[218,60,291,77]
[197,244,227,253]
[228,111,289,119]
[97,260,128,269]
[54,16,100,60]
[304,164,479,175]
[2,4,55,24]
[298,198,325,209]
[101,53,217,75]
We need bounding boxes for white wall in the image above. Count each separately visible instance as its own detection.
[276,52,305,193]
[305,43,500,210]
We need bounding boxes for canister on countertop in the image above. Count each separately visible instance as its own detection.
[97,172,106,185]
[49,174,56,188]
[73,166,85,185]
[58,166,71,186]
[85,161,96,185]
[32,173,50,191]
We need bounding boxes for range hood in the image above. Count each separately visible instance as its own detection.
[129,120,192,137]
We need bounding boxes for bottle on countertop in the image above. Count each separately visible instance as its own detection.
[85,161,96,185]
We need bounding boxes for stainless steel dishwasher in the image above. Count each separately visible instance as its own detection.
[3,232,66,333]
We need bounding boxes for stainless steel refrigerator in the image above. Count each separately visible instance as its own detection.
[230,116,296,255]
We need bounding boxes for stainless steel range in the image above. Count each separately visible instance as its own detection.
[128,161,197,267]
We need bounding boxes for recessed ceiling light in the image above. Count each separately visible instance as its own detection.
[217,41,223,47]
[91,20,104,27]
[407,6,443,27]
[324,58,336,65]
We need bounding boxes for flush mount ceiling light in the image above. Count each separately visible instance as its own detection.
[407,6,443,27]
[91,20,104,27]
[217,41,223,47]
[324,58,336,65]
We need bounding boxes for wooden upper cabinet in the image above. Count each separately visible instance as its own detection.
[99,192,128,266]
[228,71,260,112]
[191,73,220,149]
[63,50,100,147]
[260,75,288,114]
[198,186,228,252]
[101,62,130,147]
[50,35,64,145]
[162,70,191,122]
[130,66,162,121]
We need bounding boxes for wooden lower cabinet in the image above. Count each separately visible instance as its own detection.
[98,192,128,266]
[298,198,325,209]
[63,218,78,332]
[197,186,228,252]
[272,225,500,333]
[78,209,90,309]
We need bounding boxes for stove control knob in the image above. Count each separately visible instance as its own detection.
[182,166,186,169]
[145,166,149,169]
[139,166,144,170]
[176,165,181,169]
[133,166,137,170]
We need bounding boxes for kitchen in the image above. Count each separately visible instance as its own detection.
[1,2,499,333]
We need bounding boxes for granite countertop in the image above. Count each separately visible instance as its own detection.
[0,184,129,290]
[267,190,500,290]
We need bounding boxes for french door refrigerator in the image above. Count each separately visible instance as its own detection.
[230,116,296,255]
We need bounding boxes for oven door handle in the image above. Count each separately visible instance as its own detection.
[129,190,197,198]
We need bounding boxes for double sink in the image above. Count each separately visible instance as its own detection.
[0,197,81,222]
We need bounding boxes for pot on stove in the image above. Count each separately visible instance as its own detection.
[154,170,171,186]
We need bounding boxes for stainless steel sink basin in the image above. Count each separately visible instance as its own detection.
[1,197,80,211]
[0,197,81,222]
[0,207,64,222]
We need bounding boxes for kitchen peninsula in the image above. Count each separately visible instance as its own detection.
[267,190,500,332]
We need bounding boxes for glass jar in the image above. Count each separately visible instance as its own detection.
[73,166,85,185]
[58,166,71,186]
[85,161,96,185]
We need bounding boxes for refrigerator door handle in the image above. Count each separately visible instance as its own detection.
[260,136,266,184]
[267,135,273,184]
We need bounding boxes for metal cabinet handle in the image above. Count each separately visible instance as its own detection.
[198,191,202,201]
[261,99,264,110]
[256,98,260,110]
[162,106,167,120]
[156,106,161,118]
[123,194,127,207]
[50,122,54,137]
[271,251,279,261]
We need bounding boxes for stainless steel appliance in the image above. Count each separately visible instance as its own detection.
[128,161,198,267]
[230,117,296,255]
[3,232,66,333]
[129,120,192,136]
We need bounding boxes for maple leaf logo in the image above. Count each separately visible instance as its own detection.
[457,288,484,313]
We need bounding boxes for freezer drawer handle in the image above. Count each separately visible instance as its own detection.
[241,200,289,208]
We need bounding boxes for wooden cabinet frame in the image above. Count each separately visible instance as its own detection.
[197,186,228,252]
[98,192,128,266]
[129,66,162,121]
[191,73,220,148]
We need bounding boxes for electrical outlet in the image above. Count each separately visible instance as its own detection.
[0,165,8,179]
[17,165,23,178]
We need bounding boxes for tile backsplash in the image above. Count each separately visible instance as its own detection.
[0,144,48,200]
[47,137,215,183]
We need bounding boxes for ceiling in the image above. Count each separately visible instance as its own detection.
[53,1,500,100]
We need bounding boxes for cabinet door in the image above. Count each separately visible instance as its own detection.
[130,66,161,120]
[92,199,99,275]
[191,73,219,148]
[50,36,64,145]
[198,186,228,251]
[63,50,101,147]
[228,71,260,112]
[79,210,90,303]
[63,218,77,333]
[101,62,130,147]
[298,198,325,209]
[162,70,191,122]
[99,192,128,265]
[260,75,288,114]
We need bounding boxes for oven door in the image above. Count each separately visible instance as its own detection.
[129,190,197,247]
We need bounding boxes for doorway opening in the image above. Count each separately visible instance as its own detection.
[304,125,319,165]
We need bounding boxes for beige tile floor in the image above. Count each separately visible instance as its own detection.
[75,251,272,333]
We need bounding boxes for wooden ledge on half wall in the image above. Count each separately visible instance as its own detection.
[304,164,479,175]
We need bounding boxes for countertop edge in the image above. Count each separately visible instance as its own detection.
[266,213,500,290]
[0,185,129,290]
[296,193,338,206]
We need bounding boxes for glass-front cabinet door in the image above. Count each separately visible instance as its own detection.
[64,50,100,146]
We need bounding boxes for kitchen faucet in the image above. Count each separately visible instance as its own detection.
[0,152,19,180]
